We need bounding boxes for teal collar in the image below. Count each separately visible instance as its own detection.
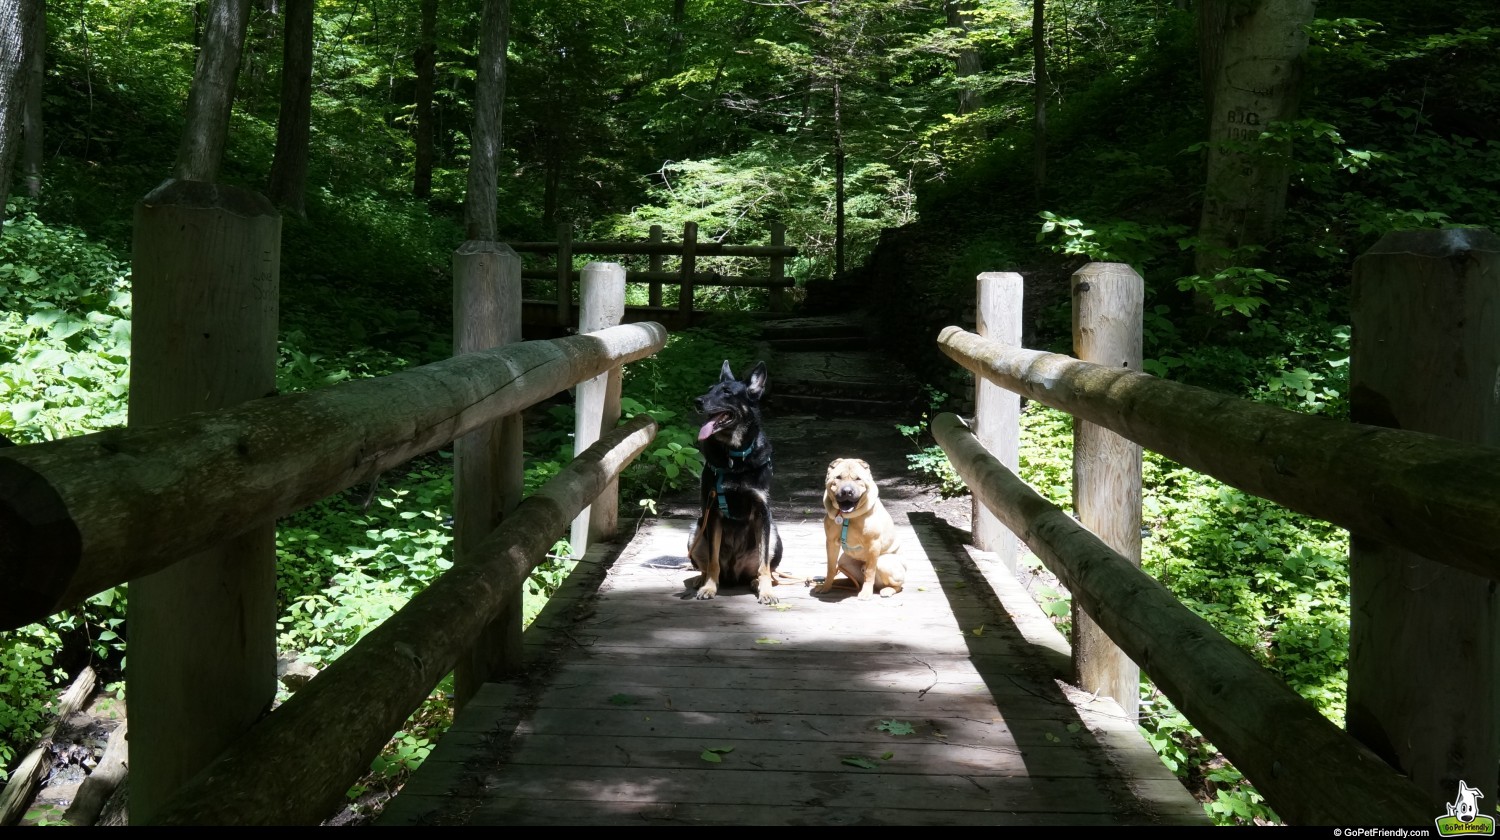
[835,514,863,552]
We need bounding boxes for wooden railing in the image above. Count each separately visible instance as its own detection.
[511,221,797,327]
[933,228,1500,825]
[0,180,669,825]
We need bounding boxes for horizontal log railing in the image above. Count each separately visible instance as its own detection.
[514,221,797,325]
[937,325,1500,580]
[935,235,1499,824]
[151,415,658,825]
[932,413,1430,826]
[0,321,667,631]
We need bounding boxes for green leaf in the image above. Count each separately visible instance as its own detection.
[841,756,878,769]
[755,637,782,645]
[880,751,894,760]
[700,750,723,763]
[608,693,638,706]
[876,719,915,735]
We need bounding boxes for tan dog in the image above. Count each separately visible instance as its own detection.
[816,458,905,600]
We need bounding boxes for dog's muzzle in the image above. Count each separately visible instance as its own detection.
[836,484,862,513]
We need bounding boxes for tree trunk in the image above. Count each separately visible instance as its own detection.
[464,0,509,241]
[946,1,984,119]
[1193,0,1314,286]
[267,0,313,215]
[1032,0,1047,196]
[0,0,42,228]
[174,0,252,183]
[834,77,845,277]
[412,0,437,199]
[20,0,42,198]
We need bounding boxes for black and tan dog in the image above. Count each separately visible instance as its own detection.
[815,458,905,600]
[686,359,785,604]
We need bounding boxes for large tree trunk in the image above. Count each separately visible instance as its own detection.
[464,0,509,241]
[946,1,984,119]
[0,0,43,229]
[1032,0,1047,195]
[267,0,313,215]
[174,0,252,183]
[20,0,42,199]
[412,0,437,200]
[1193,0,1314,286]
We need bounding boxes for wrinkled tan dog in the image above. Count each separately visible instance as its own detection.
[816,458,905,600]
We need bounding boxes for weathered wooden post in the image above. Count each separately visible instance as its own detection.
[769,221,786,313]
[451,239,524,708]
[1347,228,1500,806]
[1070,261,1143,721]
[971,272,1021,569]
[648,224,664,308]
[555,221,573,327]
[679,221,698,324]
[571,262,626,557]
[126,179,280,824]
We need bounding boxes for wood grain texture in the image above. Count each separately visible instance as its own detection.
[1069,262,1143,720]
[376,514,1206,827]
[933,412,1431,826]
[1346,228,1500,805]
[972,272,1021,565]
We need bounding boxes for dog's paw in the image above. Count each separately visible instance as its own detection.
[857,589,875,601]
[694,580,718,600]
[879,587,897,598]
[758,590,780,606]
[813,580,835,595]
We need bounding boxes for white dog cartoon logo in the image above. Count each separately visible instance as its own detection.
[1449,781,1485,823]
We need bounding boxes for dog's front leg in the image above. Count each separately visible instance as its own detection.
[695,518,721,600]
[815,522,842,594]
[755,516,779,605]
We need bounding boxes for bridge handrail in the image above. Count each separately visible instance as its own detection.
[149,415,658,826]
[932,412,1431,825]
[937,325,1500,580]
[0,322,668,630]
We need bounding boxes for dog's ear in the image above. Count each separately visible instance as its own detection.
[745,360,769,400]
[857,459,870,470]
[719,359,735,383]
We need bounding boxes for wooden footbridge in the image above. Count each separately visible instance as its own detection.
[1,189,1495,827]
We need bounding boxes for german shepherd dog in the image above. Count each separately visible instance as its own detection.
[687,360,785,604]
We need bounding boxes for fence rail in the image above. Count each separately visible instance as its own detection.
[514,221,796,325]
[935,229,1499,824]
[0,323,667,630]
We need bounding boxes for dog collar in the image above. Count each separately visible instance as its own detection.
[835,515,863,552]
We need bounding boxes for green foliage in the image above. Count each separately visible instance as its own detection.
[0,206,132,443]
[0,624,66,781]
[896,386,966,496]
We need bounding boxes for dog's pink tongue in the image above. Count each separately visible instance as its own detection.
[698,414,725,441]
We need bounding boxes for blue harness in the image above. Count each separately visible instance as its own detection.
[709,443,757,520]
[835,515,863,552]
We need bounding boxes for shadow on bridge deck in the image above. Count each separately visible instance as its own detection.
[375,505,1207,826]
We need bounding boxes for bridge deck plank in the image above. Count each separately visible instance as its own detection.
[376,516,1207,826]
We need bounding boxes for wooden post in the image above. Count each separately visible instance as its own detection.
[555,221,573,327]
[126,179,280,825]
[769,221,786,312]
[1070,261,1143,721]
[452,240,524,709]
[971,272,1021,569]
[1347,228,1500,806]
[679,221,698,323]
[648,224,664,307]
[571,262,626,557]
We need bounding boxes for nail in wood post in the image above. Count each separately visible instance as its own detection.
[451,239,524,708]
[1347,228,1500,806]
[126,179,280,824]
[571,262,627,557]
[648,224,664,308]
[1070,261,1143,721]
[556,222,573,327]
[679,221,698,324]
[769,222,786,313]
[972,272,1022,569]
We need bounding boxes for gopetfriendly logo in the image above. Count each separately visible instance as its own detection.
[1436,781,1496,837]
